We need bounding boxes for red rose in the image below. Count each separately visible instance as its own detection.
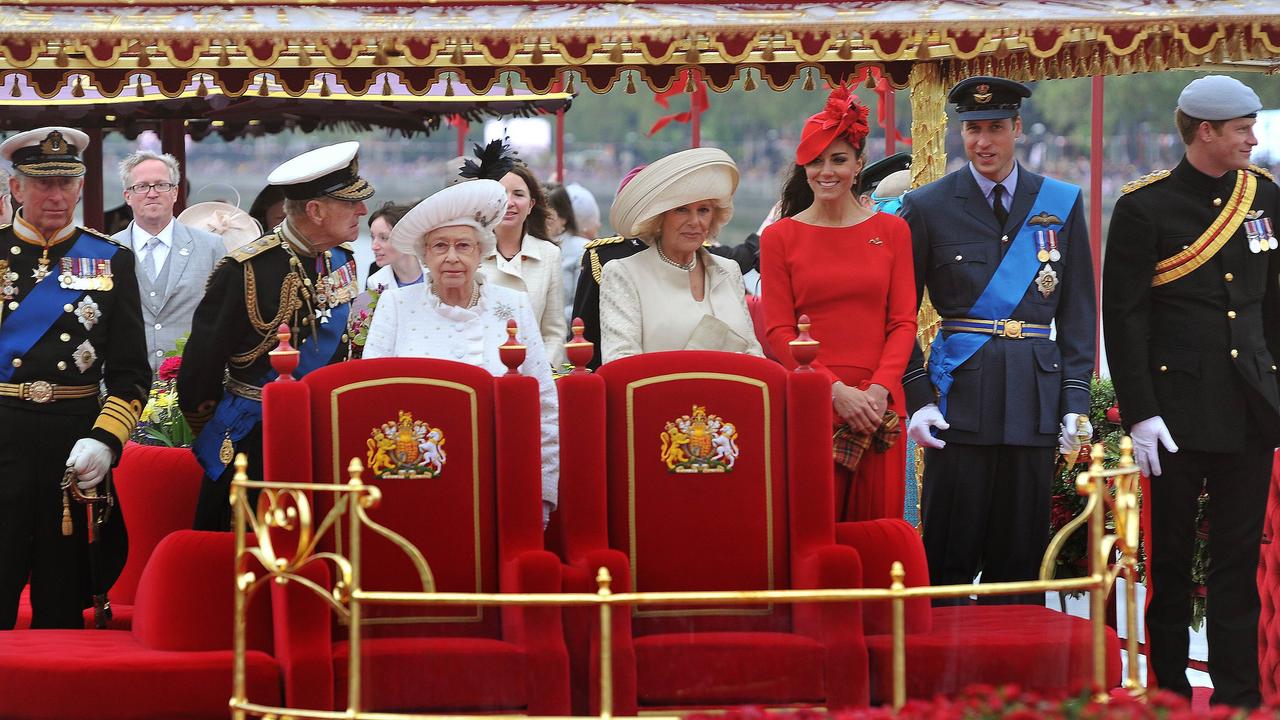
[157,355,182,381]
[1106,405,1122,425]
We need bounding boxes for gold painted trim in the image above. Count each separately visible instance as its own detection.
[625,371,774,618]
[331,376,483,625]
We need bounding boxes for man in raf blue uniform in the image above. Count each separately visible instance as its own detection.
[179,142,372,530]
[0,127,150,629]
[901,77,1096,604]
[1104,76,1279,708]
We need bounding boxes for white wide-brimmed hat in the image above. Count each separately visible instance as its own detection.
[390,179,508,257]
[608,147,738,239]
[177,201,263,253]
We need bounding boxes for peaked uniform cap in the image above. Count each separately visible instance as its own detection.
[0,126,90,178]
[608,148,738,239]
[267,140,374,202]
[949,76,1031,121]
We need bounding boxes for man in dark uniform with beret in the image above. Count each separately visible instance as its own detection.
[901,77,1096,605]
[0,127,150,629]
[179,141,372,530]
[569,166,758,369]
[1104,75,1279,708]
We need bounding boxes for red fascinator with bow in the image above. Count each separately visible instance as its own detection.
[795,84,871,165]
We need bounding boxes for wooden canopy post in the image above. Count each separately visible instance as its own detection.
[160,119,187,213]
[82,128,104,232]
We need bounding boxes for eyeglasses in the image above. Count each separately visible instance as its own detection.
[426,240,477,256]
[126,182,177,194]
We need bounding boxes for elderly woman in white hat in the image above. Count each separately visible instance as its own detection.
[362,179,559,525]
[599,148,762,364]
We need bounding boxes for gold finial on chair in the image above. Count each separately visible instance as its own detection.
[789,313,820,370]
[595,566,613,594]
[347,457,364,484]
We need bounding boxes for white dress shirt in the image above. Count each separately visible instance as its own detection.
[362,279,560,517]
[131,218,176,272]
[968,161,1019,214]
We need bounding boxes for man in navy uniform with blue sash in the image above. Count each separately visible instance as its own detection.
[179,142,372,530]
[1105,76,1279,708]
[0,127,150,629]
[900,78,1096,604]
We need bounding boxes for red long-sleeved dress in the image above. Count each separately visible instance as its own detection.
[760,212,918,521]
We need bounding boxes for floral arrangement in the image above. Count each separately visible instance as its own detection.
[1047,376,1209,630]
[131,335,194,448]
[685,685,1276,720]
[346,287,381,359]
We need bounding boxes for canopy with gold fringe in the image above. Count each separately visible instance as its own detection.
[0,1,1276,99]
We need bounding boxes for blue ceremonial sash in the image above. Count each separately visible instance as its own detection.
[0,232,116,382]
[927,177,1079,415]
[192,245,354,478]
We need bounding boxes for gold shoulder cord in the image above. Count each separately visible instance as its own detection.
[232,263,304,367]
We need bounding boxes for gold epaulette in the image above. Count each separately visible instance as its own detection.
[79,226,127,248]
[1249,164,1276,183]
[1121,170,1170,195]
[230,233,281,262]
[584,235,624,250]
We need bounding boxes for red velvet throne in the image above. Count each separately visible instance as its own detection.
[836,518,1121,703]
[0,530,280,720]
[557,349,868,714]
[261,356,571,715]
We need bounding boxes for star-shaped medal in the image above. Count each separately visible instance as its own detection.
[31,258,51,282]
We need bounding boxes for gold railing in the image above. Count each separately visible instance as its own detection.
[231,439,1143,719]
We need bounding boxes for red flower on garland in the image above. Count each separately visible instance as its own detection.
[1105,404,1122,425]
[157,355,182,381]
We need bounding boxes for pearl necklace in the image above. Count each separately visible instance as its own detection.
[430,280,481,308]
[656,241,697,272]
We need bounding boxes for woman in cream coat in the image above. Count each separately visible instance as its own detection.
[599,148,762,364]
[481,163,568,368]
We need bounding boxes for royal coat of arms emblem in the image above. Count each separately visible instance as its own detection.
[660,404,740,473]
[366,411,447,479]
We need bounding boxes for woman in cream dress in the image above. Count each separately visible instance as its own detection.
[599,148,762,364]
[363,178,559,526]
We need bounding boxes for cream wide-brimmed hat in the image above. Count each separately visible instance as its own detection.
[177,201,263,253]
[390,179,508,258]
[608,148,738,239]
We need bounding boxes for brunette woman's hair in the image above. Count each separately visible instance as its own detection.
[777,144,867,219]
[506,163,551,242]
[544,182,581,237]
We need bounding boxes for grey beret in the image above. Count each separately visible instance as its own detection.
[1177,75,1262,121]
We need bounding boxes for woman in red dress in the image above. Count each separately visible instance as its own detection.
[760,85,917,521]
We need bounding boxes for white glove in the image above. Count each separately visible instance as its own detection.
[1130,416,1179,477]
[1059,413,1093,455]
[66,438,113,490]
[907,403,950,449]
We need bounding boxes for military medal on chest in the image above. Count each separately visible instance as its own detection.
[59,257,114,291]
[1034,229,1061,263]
[0,260,17,300]
[1035,264,1059,298]
[1244,211,1276,254]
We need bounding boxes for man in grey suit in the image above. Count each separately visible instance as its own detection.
[900,77,1096,605]
[113,151,225,376]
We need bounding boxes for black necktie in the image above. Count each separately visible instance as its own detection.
[992,184,1009,228]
